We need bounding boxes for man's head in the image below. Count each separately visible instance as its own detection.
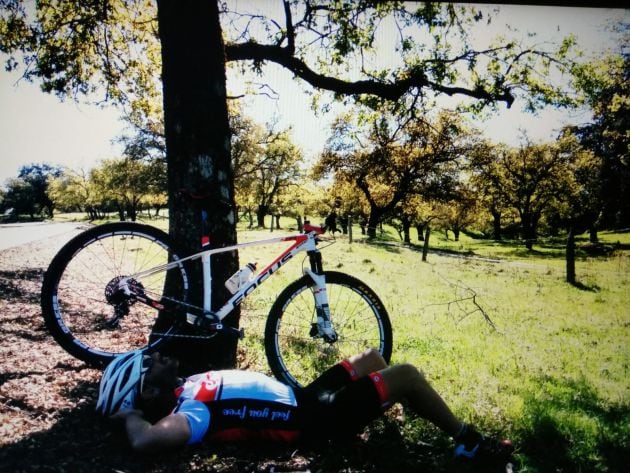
[96,351,179,416]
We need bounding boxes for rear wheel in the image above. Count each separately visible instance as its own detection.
[41,222,189,366]
[265,271,392,388]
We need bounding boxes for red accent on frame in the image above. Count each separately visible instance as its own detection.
[257,235,308,275]
[303,223,325,234]
[201,236,211,247]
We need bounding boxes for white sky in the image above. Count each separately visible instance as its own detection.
[0,4,627,186]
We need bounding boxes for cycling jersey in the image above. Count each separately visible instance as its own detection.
[172,364,390,445]
[173,370,300,444]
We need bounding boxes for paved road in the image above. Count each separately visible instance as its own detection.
[0,222,89,251]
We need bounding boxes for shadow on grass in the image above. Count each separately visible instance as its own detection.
[364,239,402,254]
[517,375,629,473]
[569,280,601,292]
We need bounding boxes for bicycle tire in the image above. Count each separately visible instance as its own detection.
[41,222,189,366]
[265,271,392,388]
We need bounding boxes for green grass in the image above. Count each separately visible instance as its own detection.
[55,213,629,472]
[236,224,629,472]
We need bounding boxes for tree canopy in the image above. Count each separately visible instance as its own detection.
[1,2,581,124]
[570,53,630,229]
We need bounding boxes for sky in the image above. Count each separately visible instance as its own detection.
[0,4,627,187]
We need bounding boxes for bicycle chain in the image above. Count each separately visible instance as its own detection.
[151,331,218,340]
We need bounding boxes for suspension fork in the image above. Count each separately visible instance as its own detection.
[305,249,338,342]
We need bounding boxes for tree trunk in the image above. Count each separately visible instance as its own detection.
[402,215,411,244]
[453,228,460,242]
[566,227,576,285]
[367,208,382,239]
[348,215,353,243]
[117,204,125,222]
[248,209,254,228]
[416,223,425,241]
[491,209,502,240]
[155,0,239,374]
[127,203,137,222]
[422,225,431,262]
[296,215,303,232]
[256,205,267,228]
[589,225,598,243]
[522,214,535,250]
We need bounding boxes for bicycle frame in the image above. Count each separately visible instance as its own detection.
[120,224,337,340]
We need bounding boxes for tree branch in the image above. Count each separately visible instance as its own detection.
[225,43,515,107]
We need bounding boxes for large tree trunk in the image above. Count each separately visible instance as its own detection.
[155,0,239,374]
[522,213,536,250]
[367,208,382,239]
[256,205,268,228]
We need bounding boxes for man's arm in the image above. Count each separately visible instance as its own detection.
[113,409,191,453]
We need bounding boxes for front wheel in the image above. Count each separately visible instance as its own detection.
[265,271,392,388]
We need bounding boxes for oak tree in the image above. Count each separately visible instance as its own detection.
[1,1,579,368]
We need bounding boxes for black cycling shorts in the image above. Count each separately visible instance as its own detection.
[295,361,390,442]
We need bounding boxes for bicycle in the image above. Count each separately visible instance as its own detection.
[41,216,392,388]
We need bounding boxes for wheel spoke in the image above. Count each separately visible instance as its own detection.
[266,271,391,388]
[42,223,188,364]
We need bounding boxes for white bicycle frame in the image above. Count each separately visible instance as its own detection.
[122,225,337,339]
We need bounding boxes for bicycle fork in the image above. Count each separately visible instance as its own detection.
[306,250,338,343]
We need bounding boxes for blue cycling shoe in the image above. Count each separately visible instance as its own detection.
[453,424,514,464]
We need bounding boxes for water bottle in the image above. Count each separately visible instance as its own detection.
[225,262,257,294]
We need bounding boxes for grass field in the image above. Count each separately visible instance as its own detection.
[238,221,629,472]
[52,213,629,472]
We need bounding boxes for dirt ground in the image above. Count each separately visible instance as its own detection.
[0,230,491,473]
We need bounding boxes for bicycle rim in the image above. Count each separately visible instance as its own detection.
[50,227,188,359]
[269,273,390,387]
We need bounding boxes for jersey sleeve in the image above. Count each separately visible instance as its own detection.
[174,399,211,444]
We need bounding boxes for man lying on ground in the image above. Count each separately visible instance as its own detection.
[97,348,514,464]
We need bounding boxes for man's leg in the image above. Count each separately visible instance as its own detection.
[302,348,388,394]
[346,348,388,377]
[379,364,514,462]
[378,364,462,437]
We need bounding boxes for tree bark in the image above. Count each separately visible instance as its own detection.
[422,226,431,262]
[491,208,502,240]
[402,215,411,244]
[256,205,267,228]
[367,208,382,239]
[416,223,425,241]
[566,227,576,285]
[155,0,239,374]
